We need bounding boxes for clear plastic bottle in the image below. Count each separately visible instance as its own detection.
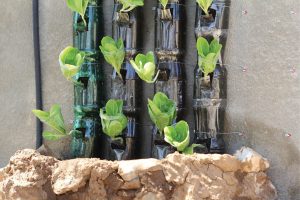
[155,0,185,60]
[72,0,104,159]
[112,1,139,57]
[109,61,140,160]
[193,64,227,153]
[105,2,141,160]
[152,0,185,159]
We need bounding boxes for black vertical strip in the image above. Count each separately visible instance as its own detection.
[32,0,43,148]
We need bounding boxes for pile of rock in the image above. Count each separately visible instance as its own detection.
[0,147,277,200]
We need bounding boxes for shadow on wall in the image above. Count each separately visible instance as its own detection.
[224,118,300,200]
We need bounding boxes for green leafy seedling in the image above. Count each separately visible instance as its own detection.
[148,92,177,134]
[196,37,222,76]
[59,46,86,82]
[66,0,89,26]
[164,120,201,154]
[159,0,168,10]
[119,0,144,12]
[100,100,128,139]
[183,144,202,155]
[196,0,213,16]
[130,51,159,83]
[32,104,68,140]
[100,36,125,78]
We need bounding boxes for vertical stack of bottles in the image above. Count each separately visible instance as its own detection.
[71,0,104,158]
[107,0,141,160]
[193,0,230,153]
[152,0,185,159]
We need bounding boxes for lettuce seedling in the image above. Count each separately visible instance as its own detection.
[59,46,86,82]
[148,92,176,134]
[159,0,168,10]
[32,104,68,140]
[100,100,128,139]
[100,36,125,78]
[196,0,213,16]
[130,51,159,83]
[164,120,201,154]
[119,0,144,12]
[196,37,222,76]
[66,0,89,26]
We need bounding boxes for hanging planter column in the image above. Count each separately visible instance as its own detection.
[152,0,185,159]
[71,0,104,158]
[106,0,142,160]
[193,0,230,153]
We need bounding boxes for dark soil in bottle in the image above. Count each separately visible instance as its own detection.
[151,127,176,159]
[108,135,136,160]
[71,117,101,158]
[194,2,230,39]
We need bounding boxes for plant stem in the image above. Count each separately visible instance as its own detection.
[81,15,87,27]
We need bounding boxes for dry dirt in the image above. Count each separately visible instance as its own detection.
[0,147,277,200]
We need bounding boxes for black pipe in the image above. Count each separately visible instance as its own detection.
[32,0,43,148]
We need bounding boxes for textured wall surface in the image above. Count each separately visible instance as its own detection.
[39,0,74,159]
[225,1,300,199]
[0,0,299,199]
[0,0,36,167]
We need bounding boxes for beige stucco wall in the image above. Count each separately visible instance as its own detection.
[0,1,299,199]
[0,0,36,167]
[225,1,300,199]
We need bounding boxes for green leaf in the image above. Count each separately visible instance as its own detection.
[196,37,210,57]
[164,121,190,152]
[32,104,66,135]
[210,39,223,54]
[49,105,66,132]
[199,53,218,76]
[196,37,222,76]
[107,121,123,138]
[59,46,85,81]
[119,114,128,129]
[196,0,213,16]
[130,51,159,83]
[159,0,168,9]
[32,110,49,121]
[119,0,144,12]
[99,100,128,138]
[43,131,66,141]
[183,144,202,155]
[147,92,176,134]
[106,99,123,116]
[66,0,89,26]
[32,105,68,141]
[100,36,125,78]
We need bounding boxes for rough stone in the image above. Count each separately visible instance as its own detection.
[0,148,277,200]
[118,159,161,182]
[235,147,270,173]
[0,149,58,200]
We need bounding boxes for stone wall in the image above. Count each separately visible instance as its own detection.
[0,148,277,200]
